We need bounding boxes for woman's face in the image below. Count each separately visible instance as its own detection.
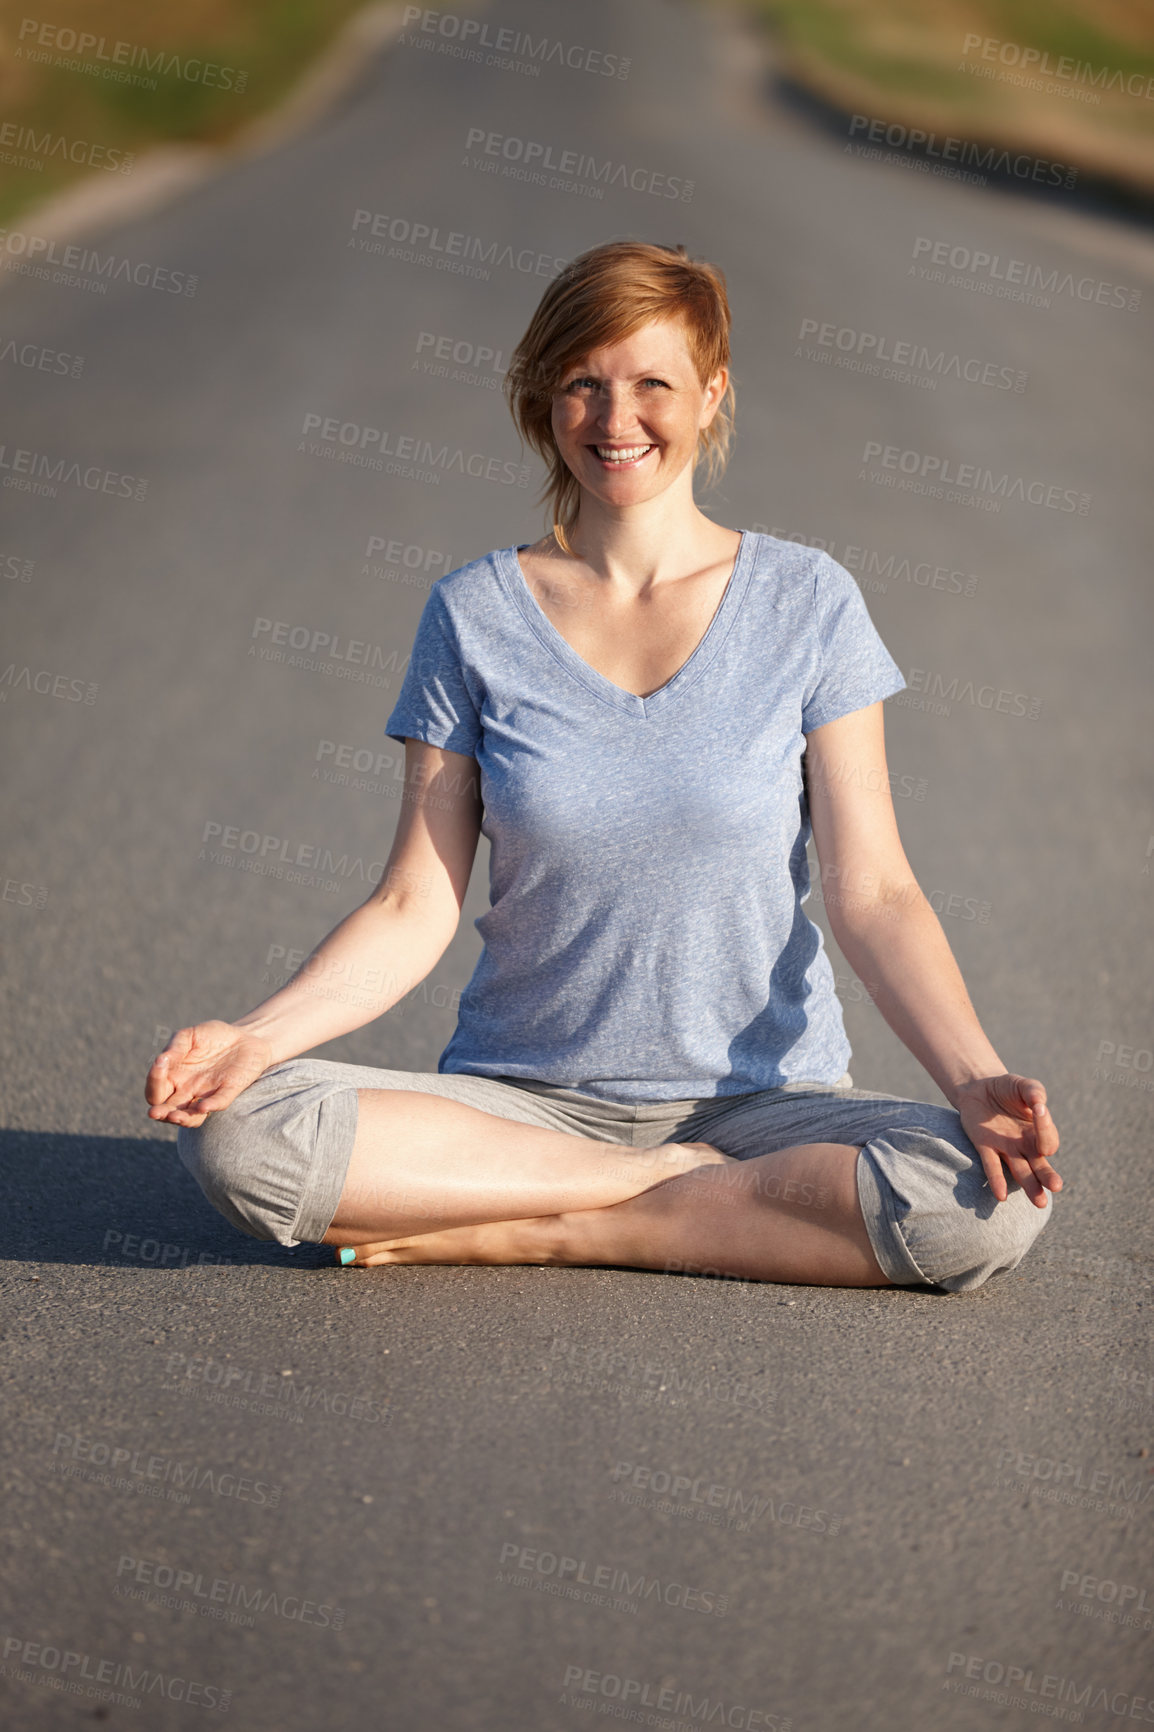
[550,316,727,509]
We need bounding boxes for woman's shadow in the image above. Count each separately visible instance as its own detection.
[0,1126,333,1268]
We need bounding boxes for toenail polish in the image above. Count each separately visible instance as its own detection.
[338,1248,356,1266]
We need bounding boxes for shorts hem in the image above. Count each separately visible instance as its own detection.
[855,1142,943,1289]
[289,1084,360,1245]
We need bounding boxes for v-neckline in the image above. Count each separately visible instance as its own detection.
[498,530,753,718]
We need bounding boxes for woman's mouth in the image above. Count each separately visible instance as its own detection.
[589,443,657,468]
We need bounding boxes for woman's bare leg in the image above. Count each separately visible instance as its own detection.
[320,1092,731,1242]
[337,1140,894,1289]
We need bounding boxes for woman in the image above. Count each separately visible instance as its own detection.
[147,240,1060,1294]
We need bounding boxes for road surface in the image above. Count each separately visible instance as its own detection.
[2,1,1152,1726]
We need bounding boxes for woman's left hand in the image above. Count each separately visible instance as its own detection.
[954,1074,1061,1209]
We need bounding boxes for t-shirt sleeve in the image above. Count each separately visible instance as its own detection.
[384,588,482,756]
[801,551,907,733]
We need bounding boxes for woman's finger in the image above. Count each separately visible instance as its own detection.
[976,1141,1040,1206]
[1028,1155,1062,1193]
[1008,1078,1061,1156]
[1030,1100,1060,1161]
[145,1050,182,1105]
[146,1066,219,1122]
[976,1146,1010,1203]
[981,1118,1062,1188]
[1009,1099,1060,1164]
[178,1081,224,1111]
[993,1142,1057,1208]
[145,1069,174,1107]
[152,1078,203,1113]
[147,1052,203,1108]
[999,1147,1045,1203]
[148,1104,209,1127]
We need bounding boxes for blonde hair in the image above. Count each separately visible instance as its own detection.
[503,240,735,554]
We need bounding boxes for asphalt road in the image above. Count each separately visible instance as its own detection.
[2,1,1153,1727]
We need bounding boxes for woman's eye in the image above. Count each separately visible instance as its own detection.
[564,377,669,391]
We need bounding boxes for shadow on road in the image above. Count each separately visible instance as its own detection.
[0,1128,331,1269]
[768,66,1154,229]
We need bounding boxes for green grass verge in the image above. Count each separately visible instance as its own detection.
[740,0,1154,155]
[0,0,377,227]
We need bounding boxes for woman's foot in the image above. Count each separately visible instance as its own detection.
[336,1214,560,1268]
[333,1141,732,1267]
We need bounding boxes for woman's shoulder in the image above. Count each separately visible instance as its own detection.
[428,545,508,604]
[418,547,521,651]
[744,530,849,606]
[745,530,832,576]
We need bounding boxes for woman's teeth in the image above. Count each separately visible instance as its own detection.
[594,445,654,463]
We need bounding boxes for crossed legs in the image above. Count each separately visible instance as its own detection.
[320,1088,893,1289]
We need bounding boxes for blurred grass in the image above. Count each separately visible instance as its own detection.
[736,0,1154,193]
[1,0,1151,227]
[0,0,376,225]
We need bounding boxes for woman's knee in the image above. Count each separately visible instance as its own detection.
[953,1179,1053,1293]
[176,1101,268,1242]
[175,1058,323,1245]
[859,1120,1056,1295]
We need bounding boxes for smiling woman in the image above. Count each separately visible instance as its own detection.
[153,239,1060,1296]
[504,238,735,555]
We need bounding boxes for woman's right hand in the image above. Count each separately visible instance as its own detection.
[144,1021,276,1128]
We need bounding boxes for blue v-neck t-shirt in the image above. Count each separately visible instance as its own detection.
[383,530,907,1103]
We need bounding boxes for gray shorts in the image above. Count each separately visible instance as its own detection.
[175,1060,1054,1295]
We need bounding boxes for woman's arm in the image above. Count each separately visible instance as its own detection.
[145,741,482,1126]
[803,703,1060,1207]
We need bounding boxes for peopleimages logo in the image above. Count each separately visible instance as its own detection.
[497,1541,729,1616]
[860,440,1090,513]
[350,208,567,279]
[15,18,248,92]
[400,7,632,78]
[248,616,405,672]
[0,442,147,500]
[298,412,529,486]
[2,1634,229,1714]
[960,34,1154,100]
[0,226,198,294]
[609,1460,843,1535]
[361,535,455,589]
[1057,1567,1153,1629]
[900,668,1041,720]
[115,1554,346,1630]
[51,1431,282,1508]
[199,820,385,888]
[910,237,1142,312]
[847,114,1077,188]
[164,1352,388,1424]
[0,337,85,377]
[463,127,694,200]
[994,1446,1154,1508]
[751,522,980,600]
[0,664,97,703]
[944,1650,1154,1722]
[0,123,134,173]
[560,1664,792,1730]
[797,317,1025,391]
